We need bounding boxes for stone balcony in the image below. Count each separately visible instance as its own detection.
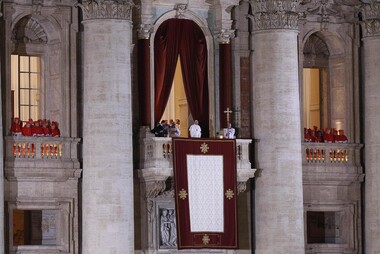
[137,136,256,198]
[302,142,364,185]
[4,136,81,181]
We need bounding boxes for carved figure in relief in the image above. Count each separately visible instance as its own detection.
[160,209,177,247]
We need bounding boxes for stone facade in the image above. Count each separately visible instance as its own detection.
[0,0,376,253]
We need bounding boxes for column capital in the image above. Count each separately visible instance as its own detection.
[75,0,138,21]
[215,29,235,44]
[248,0,300,31]
[138,24,153,39]
[360,2,380,37]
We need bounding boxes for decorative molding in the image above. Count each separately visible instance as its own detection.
[145,180,166,198]
[174,3,188,19]
[303,33,330,66]
[215,29,235,44]
[138,24,153,39]
[360,2,380,37]
[75,0,138,21]
[248,0,300,31]
[237,182,247,194]
[32,0,43,15]
[12,16,48,44]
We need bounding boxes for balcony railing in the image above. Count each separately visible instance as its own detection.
[302,143,362,167]
[4,136,81,181]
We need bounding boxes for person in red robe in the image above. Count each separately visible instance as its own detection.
[50,121,60,137]
[11,117,23,136]
[22,121,33,136]
[323,128,335,143]
[32,120,44,136]
[304,128,313,142]
[335,130,348,143]
[42,120,51,136]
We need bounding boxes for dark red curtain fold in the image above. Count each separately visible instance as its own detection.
[154,19,209,136]
[179,20,209,137]
[137,39,151,126]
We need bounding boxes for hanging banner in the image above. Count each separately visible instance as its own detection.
[172,138,237,249]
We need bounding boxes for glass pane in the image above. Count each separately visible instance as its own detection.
[30,106,40,120]
[30,90,40,106]
[20,106,29,122]
[19,56,29,72]
[30,73,40,89]
[30,57,40,72]
[20,89,29,105]
[20,73,29,89]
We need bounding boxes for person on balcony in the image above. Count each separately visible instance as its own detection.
[42,120,51,136]
[32,120,44,136]
[50,121,61,137]
[169,122,180,137]
[304,128,313,142]
[189,120,201,138]
[224,123,235,139]
[323,128,335,143]
[22,121,33,136]
[11,117,23,136]
[151,120,167,137]
[335,130,348,143]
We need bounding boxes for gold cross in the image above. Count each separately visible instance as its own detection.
[224,107,232,125]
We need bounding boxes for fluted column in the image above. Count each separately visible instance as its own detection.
[249,1,304,253]
[138,25,153,127]
[77,1,135,253]
[361,3,380,253]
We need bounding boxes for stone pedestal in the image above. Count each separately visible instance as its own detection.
[80,1,135,253]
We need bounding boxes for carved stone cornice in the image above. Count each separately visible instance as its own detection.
[215,29,235,44]
[248,0,300,31]
[75,0,137,21]
[360,2,380,37]
[138,24,153,39]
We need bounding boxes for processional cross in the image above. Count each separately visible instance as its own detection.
[224,107,232,126]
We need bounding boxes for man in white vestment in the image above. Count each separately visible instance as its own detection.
[189,120,202,138]
[224,123,235,139]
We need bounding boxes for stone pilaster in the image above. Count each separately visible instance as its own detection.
[77,0,136,253]
[361,3,380,253]
[0,1,4,251]
[249,1,305,253]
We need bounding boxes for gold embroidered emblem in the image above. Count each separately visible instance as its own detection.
[225,189,234,200]
[178,189,188,200]
[200,143,209,154]
[202,234,210,245]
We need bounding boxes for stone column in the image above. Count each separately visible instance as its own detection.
[0,3,5,253]
[137,25,153,127]
[361,3,380,253]
[217,30,234,128]
[77,1,135,253]
[249,1,305,253]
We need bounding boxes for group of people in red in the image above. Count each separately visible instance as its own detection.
[10,117,60,137]
[304,126,348,143]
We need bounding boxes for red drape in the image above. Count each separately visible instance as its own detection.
[219,43,232,129]
[138,39,151,126]
[154,19,209,136]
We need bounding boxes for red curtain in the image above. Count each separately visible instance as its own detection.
[154,19,209,136]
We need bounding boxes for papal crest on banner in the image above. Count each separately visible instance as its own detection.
[172,138,238,249]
